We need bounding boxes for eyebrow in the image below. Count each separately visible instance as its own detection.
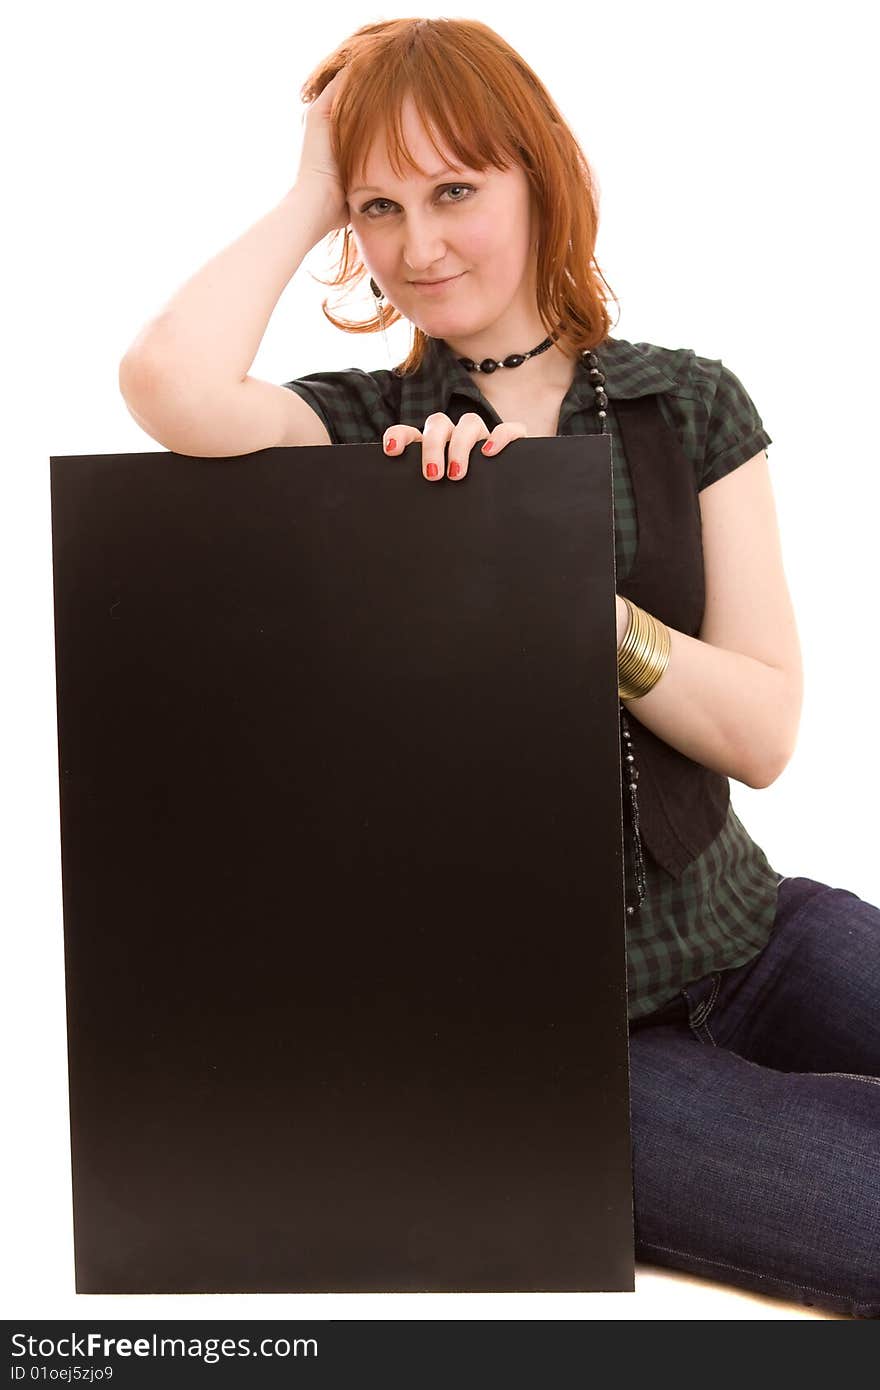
[350,168,466,196]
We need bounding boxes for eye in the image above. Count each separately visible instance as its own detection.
[361,184,476,217]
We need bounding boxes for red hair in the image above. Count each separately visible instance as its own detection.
[300,18,619,376]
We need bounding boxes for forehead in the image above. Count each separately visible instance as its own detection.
[355,94,467,185]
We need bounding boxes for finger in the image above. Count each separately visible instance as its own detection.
[447,411,492,482]
[480,420,529,457]
[382,424,423,456]
[420,411,456,481]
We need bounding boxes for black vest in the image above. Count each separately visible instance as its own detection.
[614,393,730,879]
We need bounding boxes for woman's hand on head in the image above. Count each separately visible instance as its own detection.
[382,412,529,481]
[296,68,350,233]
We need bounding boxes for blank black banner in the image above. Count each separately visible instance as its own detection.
[49,434,633,1294]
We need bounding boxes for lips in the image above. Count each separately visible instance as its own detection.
[411,272,466,293]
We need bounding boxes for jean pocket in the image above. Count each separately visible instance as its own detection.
[682,971,722,1040]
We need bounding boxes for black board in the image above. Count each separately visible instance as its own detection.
[49,434,633,1293]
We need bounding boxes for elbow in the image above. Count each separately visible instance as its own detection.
[118,350,156,409]
[748,759,785,791]
[119,347,162,396]
[747,670,803,789]
[747,738,798,790]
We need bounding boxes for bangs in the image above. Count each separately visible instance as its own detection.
[333,49,520,196]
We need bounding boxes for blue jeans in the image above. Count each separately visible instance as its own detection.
[628,875,880,1318]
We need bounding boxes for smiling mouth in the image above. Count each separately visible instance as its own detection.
[410,272,466,289]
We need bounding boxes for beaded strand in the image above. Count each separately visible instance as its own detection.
[449,323,645,917]
[584,349,646,915]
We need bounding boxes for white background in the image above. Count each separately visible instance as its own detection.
[3,0,876,1324]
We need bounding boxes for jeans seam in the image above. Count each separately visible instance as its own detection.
[636,1239,876,1308]
[800,1070,880,1086]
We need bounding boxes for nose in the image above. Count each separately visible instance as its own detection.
[401,209,449,278]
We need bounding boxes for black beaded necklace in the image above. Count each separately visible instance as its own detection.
[457,331,647,919]
[454,335,609,435]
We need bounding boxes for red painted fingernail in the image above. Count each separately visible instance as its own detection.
[482,441,495,454]
[385,437,397,451]
[449,461,461,478]
[426,462,438,478]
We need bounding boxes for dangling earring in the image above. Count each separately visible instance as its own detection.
[370,276,394,365]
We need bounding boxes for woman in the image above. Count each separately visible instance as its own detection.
[118,18,880,1318]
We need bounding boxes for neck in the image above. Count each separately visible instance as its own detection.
[442,333,577,398]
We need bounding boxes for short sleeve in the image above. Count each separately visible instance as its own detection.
[699,362,773,491]
[280,366,399,446]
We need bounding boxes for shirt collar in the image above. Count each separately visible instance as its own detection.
[396,334,681,428]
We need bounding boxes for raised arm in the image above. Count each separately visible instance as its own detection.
[118,71,349,457]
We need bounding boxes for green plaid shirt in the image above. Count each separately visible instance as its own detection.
[283,335,783,1021]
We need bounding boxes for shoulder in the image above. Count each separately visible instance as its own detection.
[604,337,772,492]
[280,364,402,445]
[602,335,735,403]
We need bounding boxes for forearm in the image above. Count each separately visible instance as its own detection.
[614,596,794,789]
[119,181,337,388]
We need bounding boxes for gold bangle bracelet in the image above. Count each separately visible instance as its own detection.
[617,596,671,700]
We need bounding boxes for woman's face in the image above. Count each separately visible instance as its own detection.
[346,95,537,341]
